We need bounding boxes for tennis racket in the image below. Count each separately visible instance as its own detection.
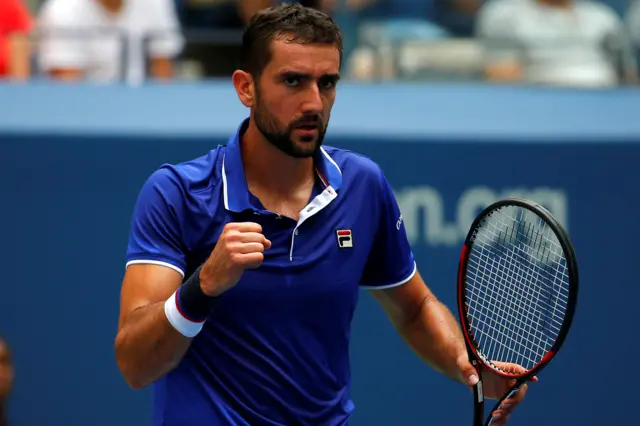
[456,198,579,426]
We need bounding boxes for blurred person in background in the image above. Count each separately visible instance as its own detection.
[625,0,640,60]
[319,0,486,81]
[0,0,33,81]
[0,337,13,426]
[476,0,637,88]
[37,0,184,84]
[320,0,453,80]
[434,0,482,36]
[177,0,323,78]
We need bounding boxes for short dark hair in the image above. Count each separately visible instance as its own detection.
[242,3,343,77]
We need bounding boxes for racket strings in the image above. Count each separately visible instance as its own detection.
[464,206,570,373]
[470,220,565,367]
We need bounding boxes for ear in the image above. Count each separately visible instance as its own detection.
[232,70,255,108]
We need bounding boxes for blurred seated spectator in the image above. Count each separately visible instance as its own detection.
[325,0,454,80]
[434,0,481,37]
[626,0,640,56]
[324,0,449,41]
[176,0,323,78]
[0,0,33,81]
[37,0,184,84]
[0,336,13,426]
[476,0,637,88]
[176,0,269,77]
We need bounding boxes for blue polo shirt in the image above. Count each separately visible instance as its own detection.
[125,119,416,426]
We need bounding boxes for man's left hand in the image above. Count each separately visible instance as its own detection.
[458,356,538,426]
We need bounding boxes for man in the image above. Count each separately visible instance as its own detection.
[476,0,637,87]
[115,4,530,425]
[37,0,183,84]
[0,0,32,81]
[0,337,14,426]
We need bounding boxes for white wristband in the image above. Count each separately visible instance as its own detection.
[164,290,205,338]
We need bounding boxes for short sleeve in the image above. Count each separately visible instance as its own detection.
[125,168,187,277]
[5,0,33,33]
[37,0,89,71]
[359,167,416,289]
[147,0,184,59]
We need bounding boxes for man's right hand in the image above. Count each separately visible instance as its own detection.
[199,222,272,297]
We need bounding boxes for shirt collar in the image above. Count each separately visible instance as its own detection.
[222,119,343,213]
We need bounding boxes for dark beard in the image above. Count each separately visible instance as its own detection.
[253,94,327,159]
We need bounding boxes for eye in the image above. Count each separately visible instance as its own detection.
[318,77,337,90]
[318,81,336,90]
[284,76,301,87]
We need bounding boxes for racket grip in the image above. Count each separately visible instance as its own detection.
[473,378,484,426]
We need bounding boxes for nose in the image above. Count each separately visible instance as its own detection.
[301,83,323,115]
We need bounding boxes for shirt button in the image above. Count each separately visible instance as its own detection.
[295,229,299,235]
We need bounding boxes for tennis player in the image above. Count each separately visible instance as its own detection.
[114,4,530,426]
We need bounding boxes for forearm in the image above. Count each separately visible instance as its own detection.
[8,34,30,80]
[115,301,190,389]
[397,297,467,384]
[149,57,174,80]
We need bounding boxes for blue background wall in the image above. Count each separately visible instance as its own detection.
[0,82,639,425]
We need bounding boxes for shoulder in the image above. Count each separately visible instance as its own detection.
[141,146,225,206]
[4,0,31,17]
[478,0,524,21]
[323,145,384,180]
[577,0,621,26]
[38,0,87,25]
[475,0,527,36]
[322,146,391,197]
[129,0,178,21]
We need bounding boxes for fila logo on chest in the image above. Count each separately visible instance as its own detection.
[336,229,353,248]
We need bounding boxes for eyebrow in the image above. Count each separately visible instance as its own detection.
[279,71,341,81]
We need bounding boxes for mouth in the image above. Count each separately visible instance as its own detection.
[296,123,320,131]
[294,124,320,138]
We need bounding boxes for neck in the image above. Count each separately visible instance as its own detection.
[537,0,572,7]
[241,122,315,195]
[98,0,123,14]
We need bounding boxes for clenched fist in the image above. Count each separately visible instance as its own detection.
[198,222,271,297]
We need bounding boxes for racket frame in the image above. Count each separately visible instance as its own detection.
[456,198,579,426]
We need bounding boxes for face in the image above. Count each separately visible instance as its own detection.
[240,38,340,158]
[0,340,13,400]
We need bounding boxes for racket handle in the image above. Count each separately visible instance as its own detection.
[473,378,484,426]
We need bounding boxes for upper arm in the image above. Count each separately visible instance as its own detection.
[118,168,189,328]
[369,270,434,327]
[7,34,31,79]
[117,264,183,332]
